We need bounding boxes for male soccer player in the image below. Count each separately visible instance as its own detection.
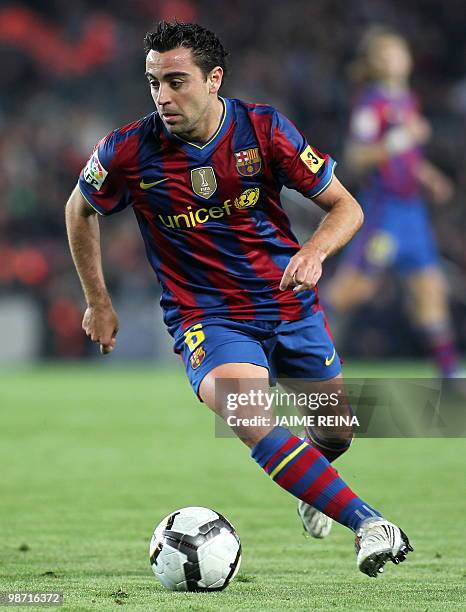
[325,28,462,380]
[66,21,413,577]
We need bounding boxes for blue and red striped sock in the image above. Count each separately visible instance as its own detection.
[251,426,381,532]
[418,322,459,377]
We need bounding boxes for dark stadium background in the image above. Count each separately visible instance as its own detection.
[1,4,465,608]
[1,0,465,364]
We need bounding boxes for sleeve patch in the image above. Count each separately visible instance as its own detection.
[83,150,108,190]
[300,145,325,174]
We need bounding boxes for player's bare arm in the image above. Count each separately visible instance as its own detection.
[65,185,119,354]
[416,159,454,205]
[280,177,364,292]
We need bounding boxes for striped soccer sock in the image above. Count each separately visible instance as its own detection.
[418,322,459,377]
[251,426,381,532]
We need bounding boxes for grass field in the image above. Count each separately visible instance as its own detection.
[1,363,465,611]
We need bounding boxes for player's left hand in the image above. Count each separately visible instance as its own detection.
[279,246,325,293]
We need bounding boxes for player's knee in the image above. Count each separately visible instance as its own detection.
[407,269,450,326]
[199,363,269,407]
[234,421,274,449]
[198,363,273,448]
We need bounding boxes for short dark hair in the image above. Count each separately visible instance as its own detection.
[144,21,228,81]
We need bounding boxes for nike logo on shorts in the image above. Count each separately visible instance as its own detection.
[325,348,336,366]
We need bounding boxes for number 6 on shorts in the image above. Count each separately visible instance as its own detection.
[183,323,205,352]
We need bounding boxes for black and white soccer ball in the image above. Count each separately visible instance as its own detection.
[149,506,242,591]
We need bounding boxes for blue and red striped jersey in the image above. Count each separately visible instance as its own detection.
[78,97,336,335]
[349,85,423,200]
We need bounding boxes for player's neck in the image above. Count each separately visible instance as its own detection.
[180,98,224,145]
[378,78,409,95]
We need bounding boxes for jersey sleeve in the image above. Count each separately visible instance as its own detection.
[270,109,336,198]
[78,130,132,216]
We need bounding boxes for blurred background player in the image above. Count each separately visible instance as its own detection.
[324,28,463,380]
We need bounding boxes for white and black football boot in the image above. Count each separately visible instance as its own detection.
[298,500,333,539]
[355,518,413,577]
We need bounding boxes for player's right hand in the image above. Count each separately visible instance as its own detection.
[279,246,325,293]
[82,303,119,355]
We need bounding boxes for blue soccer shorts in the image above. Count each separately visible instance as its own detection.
[173,309,342,398]
[341,195,439,275]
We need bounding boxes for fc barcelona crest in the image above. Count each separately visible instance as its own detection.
[190,346,206,369]
[234,148,262,176]
[191,167,217,199]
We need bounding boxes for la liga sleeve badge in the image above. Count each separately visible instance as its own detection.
[83,151,108,189]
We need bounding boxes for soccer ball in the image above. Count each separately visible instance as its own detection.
[149,506,242,591]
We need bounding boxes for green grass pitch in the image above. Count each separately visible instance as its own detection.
[1,363,465,611]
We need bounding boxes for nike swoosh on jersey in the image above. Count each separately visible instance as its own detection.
[325,348,336,366]
[139,177,169,189]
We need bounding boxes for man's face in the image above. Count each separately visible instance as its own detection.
[145,47,217,137]
[369,36,412,83]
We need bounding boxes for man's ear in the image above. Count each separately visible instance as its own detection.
[208,66,223,93]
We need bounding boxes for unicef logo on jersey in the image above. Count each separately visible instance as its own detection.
[157,188,261,230]
[234,188,260,209]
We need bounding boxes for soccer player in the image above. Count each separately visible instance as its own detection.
[325,28,462,379]
[65,22,413,577]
